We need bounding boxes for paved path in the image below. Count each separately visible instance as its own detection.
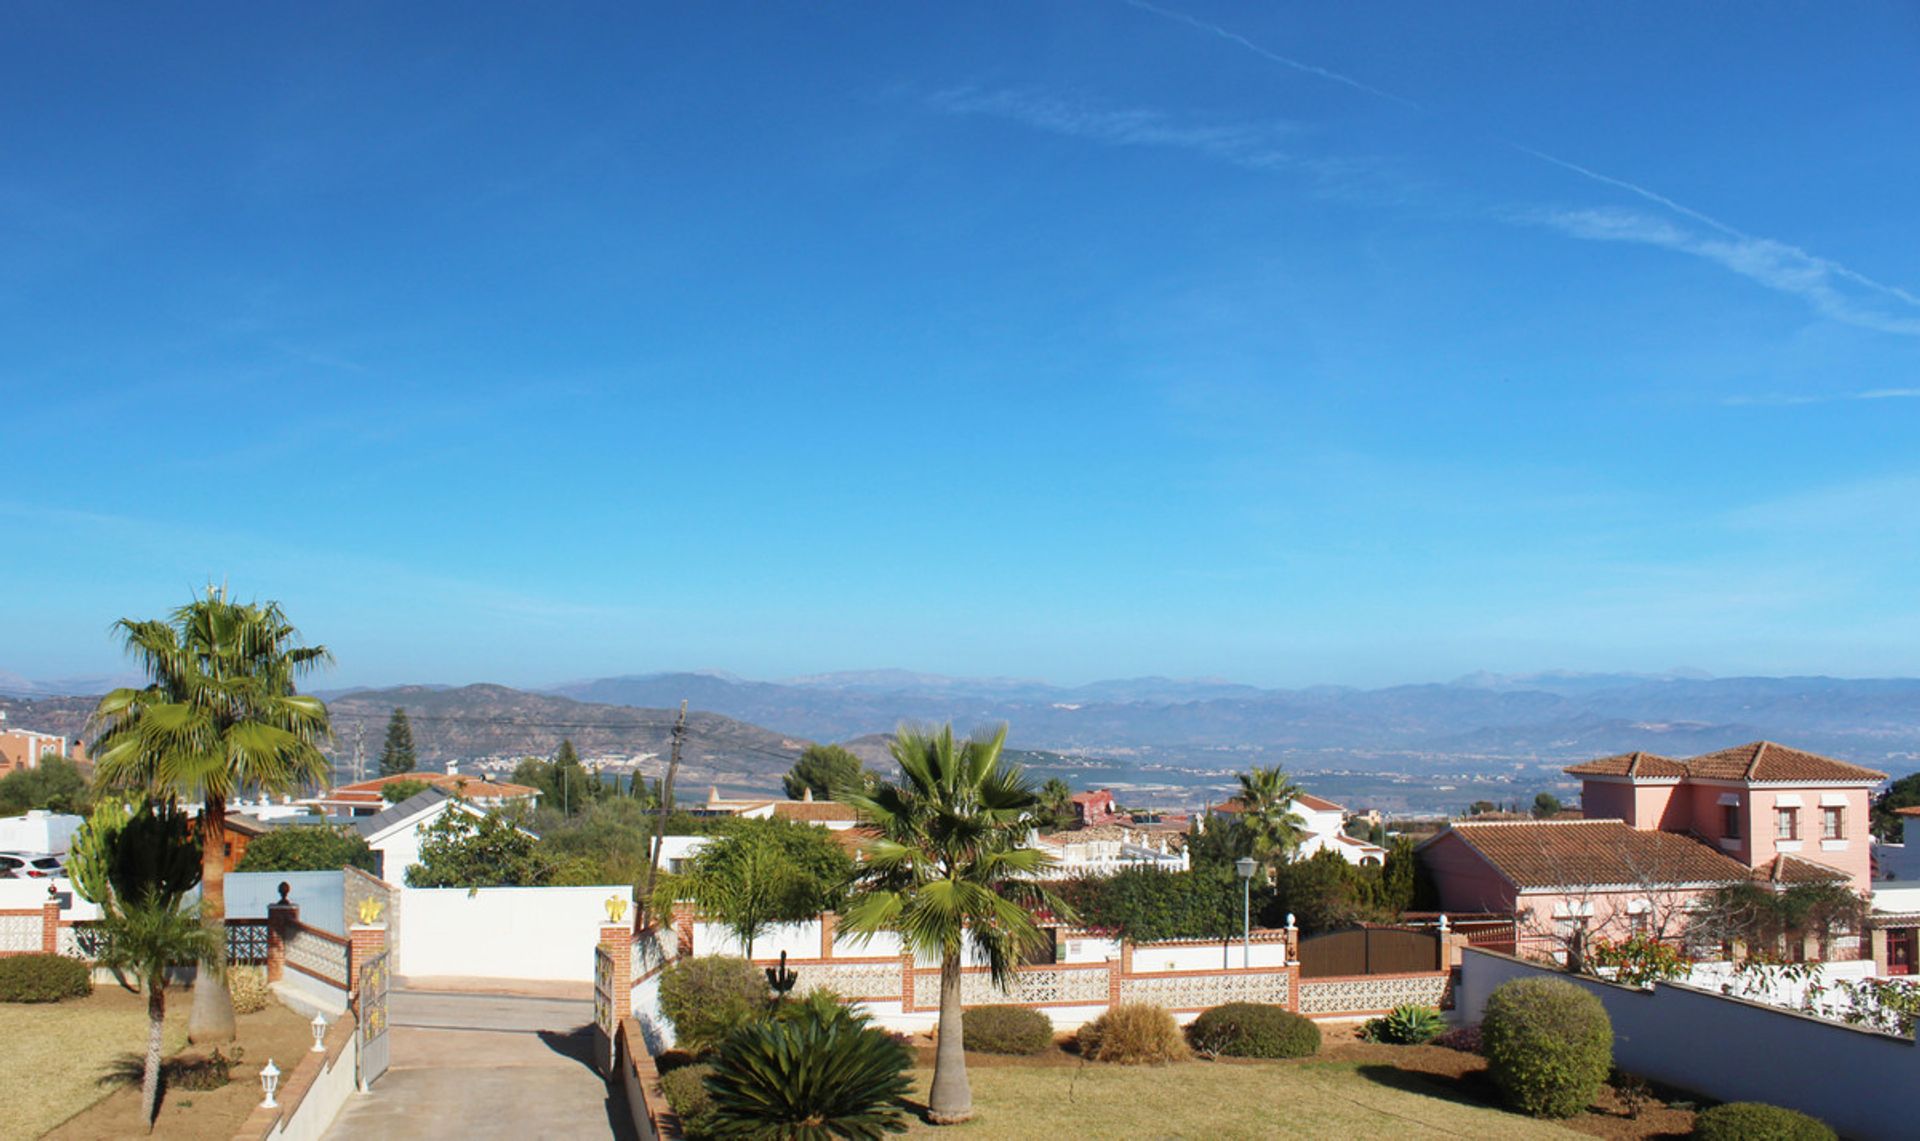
[323,990,636,1140]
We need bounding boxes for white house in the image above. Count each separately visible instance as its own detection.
[351,786,533,883]
[1028,824,1189,879]
[0,809,83,855]
[1208,792,1387,866]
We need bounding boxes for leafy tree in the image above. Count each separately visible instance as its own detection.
[1270,848,1385,932]
[1234,765,1307,872]
[234,825,377,873]
[380,778,431,803]
[1380,836,1419,915]
[660,817,856,956]
[841,723,1070,1125]
[1689,882,1867,960]
[0,754,90,815]
[1532,792,1565,819]
[782,743,867,801]
[513,739,606,817]
[1872,772,1920,841]
[84,799,217,1129]
[406,809,553,887]
[378,707,417,776]
[90,587,332,1044]
[1467,800,1501,816]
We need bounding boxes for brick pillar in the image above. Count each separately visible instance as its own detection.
[819,912,838,960]
[1107,954,1122,1005]
[900,952,916,1013]
[673,904,697,958]
[1118,939,1133,978]
[41,897,60,955]
[266,890,300,984]
[348,923,387,995]
[600,923,633,1000]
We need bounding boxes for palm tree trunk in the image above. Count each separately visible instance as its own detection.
[143,975,165,1130]
[188,796,237,1044]
[927,950,973,1125]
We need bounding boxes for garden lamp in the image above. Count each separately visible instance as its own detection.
[259,1059,280,1108]
[1235,857,1257,968]
[311,1012,328,1052]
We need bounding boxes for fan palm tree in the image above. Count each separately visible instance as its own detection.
[840,724,1070,1125]
[90,586,332,1043]
[1235,764,1308,872]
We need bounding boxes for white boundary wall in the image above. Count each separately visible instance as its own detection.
[1457,948,1919,1141]
[397,885,626,981]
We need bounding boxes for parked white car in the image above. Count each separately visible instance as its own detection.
[0,851,64,879]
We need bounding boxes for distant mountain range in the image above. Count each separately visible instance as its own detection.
[10,668,1920,813]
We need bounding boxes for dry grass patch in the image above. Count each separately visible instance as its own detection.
[0,986,188,1140]
[901,1057,1576,1139]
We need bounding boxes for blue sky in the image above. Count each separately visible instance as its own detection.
[4,2,1918,690]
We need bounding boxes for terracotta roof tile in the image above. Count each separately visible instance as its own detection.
[1563,752,1689,779]
[771,800,863,823]
[1753,853,1850,885]
[1294,793,1345,812]
[1684,742,1886,783]
[1437,819,1753,890]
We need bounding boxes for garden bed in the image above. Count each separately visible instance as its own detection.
[38,992,316,1140]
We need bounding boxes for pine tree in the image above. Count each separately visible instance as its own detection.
[379,707,417,776]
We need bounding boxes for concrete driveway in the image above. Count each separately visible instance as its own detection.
[323,989,637,1140]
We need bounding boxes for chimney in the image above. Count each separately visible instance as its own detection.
[802,787,814,802]
[445,759,457,776]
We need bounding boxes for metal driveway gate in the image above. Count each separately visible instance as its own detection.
[356,950,391,1089]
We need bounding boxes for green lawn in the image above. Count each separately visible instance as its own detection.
[0,987,187,1140]
[902,1058,1577,1139]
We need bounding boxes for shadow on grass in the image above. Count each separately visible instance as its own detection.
[1351,1062,1509,1113]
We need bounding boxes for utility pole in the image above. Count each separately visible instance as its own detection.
[640,701,689,926]
[352,721,366,784]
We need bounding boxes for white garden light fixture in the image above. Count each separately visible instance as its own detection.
[259,1059,280,1108]
[311,1011,329,1052]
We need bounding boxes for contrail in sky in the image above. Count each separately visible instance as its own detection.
[1122,0,1920,325]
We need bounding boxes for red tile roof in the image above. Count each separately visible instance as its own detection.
[1684,742,1886,783]
[1563,752,1689,779]
[1752,853,1850,886]
[771,800,863,823]
[1436,819,1753,890]
[1294,793,1345,813]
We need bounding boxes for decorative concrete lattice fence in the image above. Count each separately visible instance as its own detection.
[1297,971,1452,1016]
[1120,968,1292,1009]
[912,963,1114,1008]
[0,911,42,954]
[286,925,351,989]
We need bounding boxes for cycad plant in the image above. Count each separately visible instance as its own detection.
[703,1001,912,1138]
[91,586,332,1042]
[841,724,1071,1125]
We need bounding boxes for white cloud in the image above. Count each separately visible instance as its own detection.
[929,87,1299,171]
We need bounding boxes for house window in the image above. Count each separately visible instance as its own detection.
[1775,807,1800,841]
[1822,806,1844,841]
[1722,805,1741,839]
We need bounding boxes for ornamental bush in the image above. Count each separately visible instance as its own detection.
[659,1063,717,1138]
[1187,1002,1320,1058]
[1076,1003,1190,1064]
[962,1004,1054,1055]
[1359,1004,1445,1045]
[0,953,91,1002]
[658,956,768,1054]
[1481,977,1612,1118]
[1691,1102,1835,1141]
[704,1002,912,1135]
[227,965,271,1014]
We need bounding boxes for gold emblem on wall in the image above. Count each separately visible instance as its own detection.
[357,897,386,926]
[605,895,629,924]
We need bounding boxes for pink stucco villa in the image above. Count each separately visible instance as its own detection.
[1418,742,1885,961]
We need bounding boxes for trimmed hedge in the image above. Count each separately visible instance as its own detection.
[1076,1003,1190,1065]
[962,1005,1054,1055]
[658,956,767,1054]
[1481,978,1612,1119]
[0,953,91,1003]
[1187,1002,1320,1059]
[1692,1102,1835,1141]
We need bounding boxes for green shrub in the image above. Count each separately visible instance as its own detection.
[1692,1102,1835,1141]
[1076,1003,1190,1065]
[167,1046,244,1091]
[658,956,768,1054]
[962,1005,1054,1055]
[227,965,271,1014]
[1481,977,1612,1119]
[1360,1004,1445,1045]
[1186,1002,1320,1059]
[0,953,92,1002]
[704,1002,912,1135]
[659,1062,717,1138]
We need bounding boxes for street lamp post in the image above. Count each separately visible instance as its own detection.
[1235,856,1256,968]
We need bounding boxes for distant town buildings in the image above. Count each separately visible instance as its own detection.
[0,717,85,776]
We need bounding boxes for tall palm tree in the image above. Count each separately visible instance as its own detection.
[90,587,332,1043]
[1235,764,1308,872]
[841,724,1070,1126]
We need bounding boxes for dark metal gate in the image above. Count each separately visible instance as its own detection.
[356,950,391,1089]
[1297,926,1440,978]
